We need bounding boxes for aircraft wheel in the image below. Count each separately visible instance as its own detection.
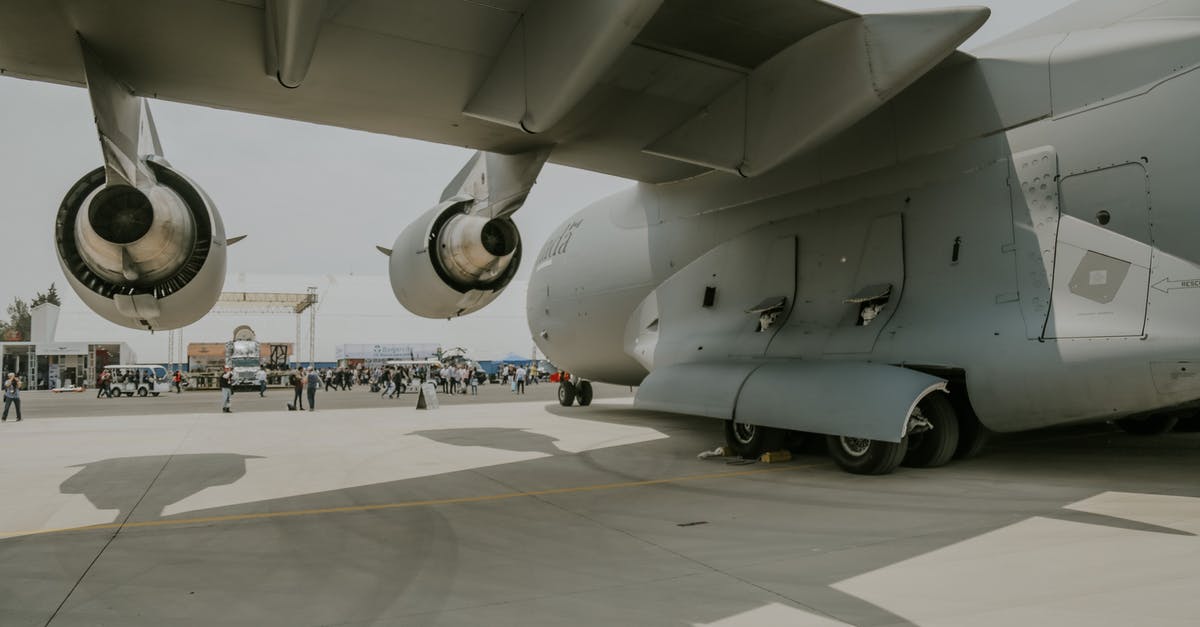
[724,420,784,459]
[558,381,576,406]
[1116,414,1178,435]
[577,381,593,406]
[826,435,908,475]
[903,393,959,468]
[953,406,990,460]
[137,388,148,397]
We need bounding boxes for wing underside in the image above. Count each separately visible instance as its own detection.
[0,0,984,182]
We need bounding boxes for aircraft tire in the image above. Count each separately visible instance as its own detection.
[577,381,593,406]
[826,435,908,475]
[902,393,959,468]
[1115,414,1178,435]
[558,381,577,407]
[724,420,784,459]
[953,407,990,460]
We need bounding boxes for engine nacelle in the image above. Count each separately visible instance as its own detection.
[55,161,227,331]
[388,200,521,318]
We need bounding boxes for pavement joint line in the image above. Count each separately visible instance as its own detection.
[3,462,824,538]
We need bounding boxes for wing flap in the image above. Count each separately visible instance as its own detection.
[644,8,991,177]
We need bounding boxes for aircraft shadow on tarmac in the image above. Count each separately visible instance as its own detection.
[411,427,566,456]
[59,453,262,522]
[14,415,1200,626]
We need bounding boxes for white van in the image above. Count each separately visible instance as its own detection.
[103,364,168,397]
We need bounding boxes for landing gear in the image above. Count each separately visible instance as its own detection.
[558,381,576,406]
[953,403,990,460]
[902,393,959,468]
[577,381,593,406]
[826,434,908,475]
[1116,413,1178,435]
[826,393,959,475]
[558,379,593,406]
[724,420,784,459]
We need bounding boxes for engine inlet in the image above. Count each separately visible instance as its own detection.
[88,186,154,244]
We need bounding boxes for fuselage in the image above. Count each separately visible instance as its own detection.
[529,12,1200,433]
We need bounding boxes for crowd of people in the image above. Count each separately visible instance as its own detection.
[1,359,557,418]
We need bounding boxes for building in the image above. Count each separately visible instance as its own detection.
[0,303,135,389]
[335,343,440,368]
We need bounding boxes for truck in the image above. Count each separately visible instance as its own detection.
[226,325,261,388]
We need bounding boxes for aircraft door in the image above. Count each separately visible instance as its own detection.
[1044,163,1152,339]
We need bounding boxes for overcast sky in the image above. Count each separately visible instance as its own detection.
[0,0,1076,330]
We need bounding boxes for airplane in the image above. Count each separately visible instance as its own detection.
[2,0,1199,474]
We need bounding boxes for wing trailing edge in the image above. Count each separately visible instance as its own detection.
[644,7,991,177]
[463,0,663,134]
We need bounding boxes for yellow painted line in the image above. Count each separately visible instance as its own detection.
[2,462,823,538]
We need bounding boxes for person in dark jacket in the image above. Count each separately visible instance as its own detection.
[290,369,305,410]
[2,372,21,421]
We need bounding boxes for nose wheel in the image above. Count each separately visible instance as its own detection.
[558,379,593,406]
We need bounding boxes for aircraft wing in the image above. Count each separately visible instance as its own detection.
[0,0,986,182]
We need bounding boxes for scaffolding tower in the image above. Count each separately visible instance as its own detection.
[169,288,320,368]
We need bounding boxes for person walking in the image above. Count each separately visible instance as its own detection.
[172,369,183,394]
[390,367,404,398]
[219,366,234,413]
[97,369,111,399]
[516,365,527,394]
[306,367,320,411]
[256,366,268,397]
[2,372,21,421]
[380,368,393,398]
[290,368,305,410]
[469,367,479,396]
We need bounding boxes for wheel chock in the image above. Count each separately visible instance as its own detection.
[759,450,792,463]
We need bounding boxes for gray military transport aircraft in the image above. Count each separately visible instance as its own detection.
[3,0,1199,474]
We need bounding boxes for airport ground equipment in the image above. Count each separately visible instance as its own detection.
[226,325,261,388]
[103,364,168,397]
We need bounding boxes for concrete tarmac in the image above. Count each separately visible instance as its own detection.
[1,387,1199,626]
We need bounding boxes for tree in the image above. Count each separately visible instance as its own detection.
[1,283,61,341]
[4,297,29,341]
[31,282,61,307]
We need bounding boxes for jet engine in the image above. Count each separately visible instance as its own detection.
[55,161,228,331]
[387,199,521,318]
